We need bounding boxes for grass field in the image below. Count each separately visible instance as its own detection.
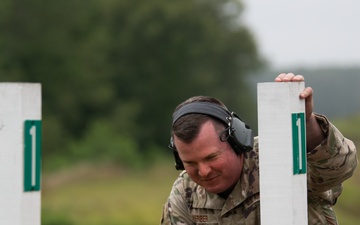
[41,115,360,224]
[334,166,360,225]
[42,157,360,225]
[42,160,179,225]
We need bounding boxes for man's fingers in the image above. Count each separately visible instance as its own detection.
[275,73,287,82]
[300,87,313,99]
[275,73,304,82]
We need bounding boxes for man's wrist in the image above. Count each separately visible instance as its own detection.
[312,113,330,136]
[306,113,327,151]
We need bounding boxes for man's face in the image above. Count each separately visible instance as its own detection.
[174,120,244,194]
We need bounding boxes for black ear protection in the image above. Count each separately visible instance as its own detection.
[169,102,253,170]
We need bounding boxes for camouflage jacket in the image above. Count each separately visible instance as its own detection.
[161,114,357,225]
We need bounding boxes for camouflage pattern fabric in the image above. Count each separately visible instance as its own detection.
[160,114,357,225]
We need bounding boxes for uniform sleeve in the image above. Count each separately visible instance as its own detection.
[307,114,358,195]
[160,177,194,225]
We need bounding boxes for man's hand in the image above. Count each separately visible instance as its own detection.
[275,73,304,82]
[275,73,313,121]
[275,73,325,151]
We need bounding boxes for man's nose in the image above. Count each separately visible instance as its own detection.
[198,163,211,178]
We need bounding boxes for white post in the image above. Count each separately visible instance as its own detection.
[0,83,42,225]
[257,82,307,225]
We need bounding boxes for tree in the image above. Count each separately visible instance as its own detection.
[0,0,263,166]
[104,0,263,148]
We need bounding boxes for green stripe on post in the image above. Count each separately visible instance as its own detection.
[24,120,42,192]
[292,113,306,175]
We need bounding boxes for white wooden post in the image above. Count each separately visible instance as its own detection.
[0,83,42,225]
[257,82,307,225]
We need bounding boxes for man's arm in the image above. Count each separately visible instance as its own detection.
[275,72,357,192]
[307,114,357,192]
[161,175,194,225]
[274,73,330,151]
[306,113,326,151]
[161,198,191,225]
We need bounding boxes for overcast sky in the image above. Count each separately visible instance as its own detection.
[241,0,360,68]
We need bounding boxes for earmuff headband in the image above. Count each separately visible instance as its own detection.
[172,102,231,125]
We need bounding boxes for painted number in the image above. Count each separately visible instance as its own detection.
[296,118,303,172]
[292,113,306,175]
[30,125,37,187]
[24,120,42,192]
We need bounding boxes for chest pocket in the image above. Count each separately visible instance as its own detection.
[191,193,260,225]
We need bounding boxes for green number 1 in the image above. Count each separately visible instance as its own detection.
[24,120,42,192]
[292,113,306,175]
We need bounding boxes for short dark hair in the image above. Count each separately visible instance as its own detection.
[172,96,227,144]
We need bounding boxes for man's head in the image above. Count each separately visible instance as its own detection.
[171,96,227,144]
[169,96,252,193]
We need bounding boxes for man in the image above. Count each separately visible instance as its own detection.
[160,73,357,225]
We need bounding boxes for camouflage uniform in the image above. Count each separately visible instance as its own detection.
[161,114,357,225]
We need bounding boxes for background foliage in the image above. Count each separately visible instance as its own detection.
[0,0,359,224]
[0,0,263,170]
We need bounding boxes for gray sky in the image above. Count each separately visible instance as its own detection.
[241,0,360,68]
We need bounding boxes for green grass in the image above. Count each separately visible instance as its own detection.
[43,132,360,225]
[332,113,360,224]
[334,165,360,225]
[41,114,360,224]
[42,160,179,225]
[42,160,360,225]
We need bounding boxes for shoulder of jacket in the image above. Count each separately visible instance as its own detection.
[174,171,198,189]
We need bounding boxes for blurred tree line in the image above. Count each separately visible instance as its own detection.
[0,0,263,170]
